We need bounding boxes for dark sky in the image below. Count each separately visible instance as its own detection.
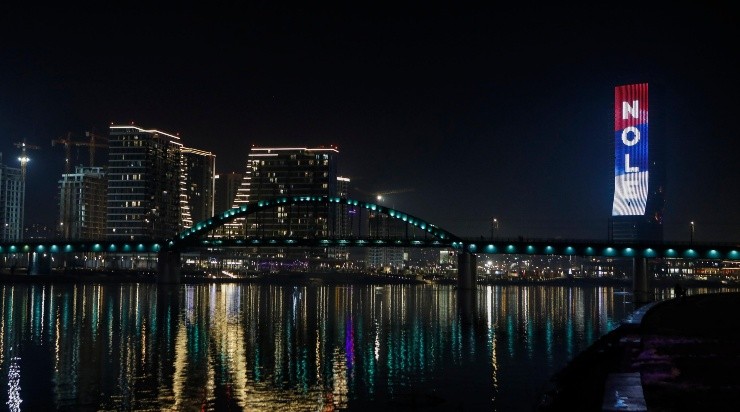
[1,3,738,242]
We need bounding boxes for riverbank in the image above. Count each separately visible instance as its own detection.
[537,291,740,411]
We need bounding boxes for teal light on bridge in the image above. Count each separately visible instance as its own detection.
[468,244,478,252]
[706,249,721,259]
[92,244,102,252]
[485,244,497,253]
[108,244,118,252]
[665,249,678,258]
[122,244,132,252]
[0,246,4,253]
[544,246,554,255]
[584,247,594,256]
[152,244,161,252]
[136,244,146,252]
[506,245,516,254]
[683,249,699,259]
[603,247,616,257]
[9,245,17,253]
[65,244,74,252]
[49,245,59,253]
[622,247,635,257]
[728,250,740,260]
[564,246,575,255]
[526,245,536,254]
[643,248,657,258]
[35,245,46,253]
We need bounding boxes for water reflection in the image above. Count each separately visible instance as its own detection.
[2,283,729,410]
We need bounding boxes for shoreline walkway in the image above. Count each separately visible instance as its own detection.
[538,291,740,411]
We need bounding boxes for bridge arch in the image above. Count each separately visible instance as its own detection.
[173,196,461,246]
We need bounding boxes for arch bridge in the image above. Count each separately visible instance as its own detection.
[2,196,739,301]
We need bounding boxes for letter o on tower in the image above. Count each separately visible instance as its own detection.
[621,126,641,146]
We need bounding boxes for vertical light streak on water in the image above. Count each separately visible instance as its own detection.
[565,288,574,359]
[485,286,500,403]
[524,287,534,359]
[6,355,21,412]
[0,288,6,366]
[171,310,187,411]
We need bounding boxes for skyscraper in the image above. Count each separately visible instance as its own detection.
[58,166,107,240]
[107,125,183,240]
[0,153,24,241]
[610,83,665,242]
[181,147,216,226]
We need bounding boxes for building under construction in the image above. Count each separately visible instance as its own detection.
[0,153,24,241]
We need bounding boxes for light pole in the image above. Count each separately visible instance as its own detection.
[490,217,499,240]
[690,221,695,244]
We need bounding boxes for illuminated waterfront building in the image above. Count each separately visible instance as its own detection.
[0,153,24,241]
[106,125,183,240]
[609,82,665,242]
[180,147,216,227]
[58,166,107,240]
[237,146,339,237]
[366,213,407,271]
[231,146,339,262]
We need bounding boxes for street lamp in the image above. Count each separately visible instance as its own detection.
[490,217,499,240]
[690,221,695,244]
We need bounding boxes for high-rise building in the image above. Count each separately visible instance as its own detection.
[366,212,407,271]
[107,125,183,240]
[0,153,24,241]
[213,171,244,237]
[58,166,107,240]
[336,176,352,236]
[214,172,243,214]
[236,146,339,238]
[180,147,216,227]
[609,83,665,242]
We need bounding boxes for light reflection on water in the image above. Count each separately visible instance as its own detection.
[0,283,731,410]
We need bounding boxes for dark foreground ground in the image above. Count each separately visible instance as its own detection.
[538,291,740,411]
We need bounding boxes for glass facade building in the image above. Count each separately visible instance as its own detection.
[0,153,24,241]
[58,166,107,240]
[106,125,182,240]
[180,147,216,227]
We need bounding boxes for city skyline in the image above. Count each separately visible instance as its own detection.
[1,4,738,242]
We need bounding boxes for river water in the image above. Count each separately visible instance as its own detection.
[0,282,725,411]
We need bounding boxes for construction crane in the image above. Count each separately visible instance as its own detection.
[13,140,41,182]
[84,130,108,168]
[51,132,75,174]
[51,131,109,174]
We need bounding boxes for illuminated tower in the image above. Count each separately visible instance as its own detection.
[106,125,183,240]
[609,83,665,242]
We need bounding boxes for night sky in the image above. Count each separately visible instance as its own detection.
[1,3,738,242]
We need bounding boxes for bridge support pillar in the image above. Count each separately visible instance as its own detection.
[633,257,651,305]
[157,250,181,285]
[457,251,477,290]
[28,252,52,275]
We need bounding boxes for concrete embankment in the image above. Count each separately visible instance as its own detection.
[537,291,740,411]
